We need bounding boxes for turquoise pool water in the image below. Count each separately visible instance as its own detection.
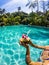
[0,25,49,65]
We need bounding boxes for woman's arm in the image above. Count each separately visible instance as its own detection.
[26,46,32,64]
[29,40,45,49]
[20,37,45,49]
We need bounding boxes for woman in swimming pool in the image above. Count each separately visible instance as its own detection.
[19,34,49,65]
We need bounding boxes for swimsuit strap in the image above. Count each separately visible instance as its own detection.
[44,58,49,60]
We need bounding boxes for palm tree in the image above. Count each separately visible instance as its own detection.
[18,6,21,12]
[0,8,5,15]
[26,0,37,12]
[41,0,46,13]
[36,0,39,13]
[0,8,2,14]
[2,9,5,14]
[47,0,49,10]
[43,1,46,13]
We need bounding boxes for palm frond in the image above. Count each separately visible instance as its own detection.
[26,2,30,6]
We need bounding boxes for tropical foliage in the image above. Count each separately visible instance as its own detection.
[0,0,49,27]
[0,10,49,27]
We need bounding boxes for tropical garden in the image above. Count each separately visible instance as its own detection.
[0,0,49,27]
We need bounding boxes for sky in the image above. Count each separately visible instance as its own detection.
[0,0,48,13]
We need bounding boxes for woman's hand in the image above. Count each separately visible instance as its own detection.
[19,38,29,48]
[20,38,30,44]
[19,34,30,47]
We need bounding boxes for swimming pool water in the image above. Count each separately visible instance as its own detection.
[0,25,49,65]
